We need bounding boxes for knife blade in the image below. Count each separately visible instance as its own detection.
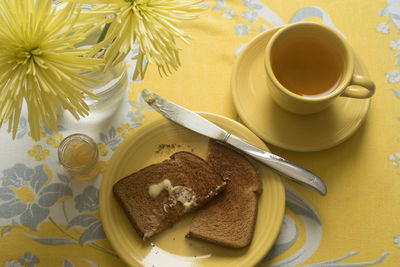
[141,88,327,195]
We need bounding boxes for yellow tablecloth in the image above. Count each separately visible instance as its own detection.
[1,0,399,266]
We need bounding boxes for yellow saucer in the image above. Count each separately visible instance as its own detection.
[99,113,285,267]
[231,27,371,152]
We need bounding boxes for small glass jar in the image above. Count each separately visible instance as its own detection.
[58,133,100,181]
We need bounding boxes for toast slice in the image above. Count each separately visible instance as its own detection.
[113,151,227,239]
[187,141,262,248]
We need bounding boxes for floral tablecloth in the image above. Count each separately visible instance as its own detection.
[1,0,400,266]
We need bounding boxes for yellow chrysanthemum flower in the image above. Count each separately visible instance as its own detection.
[0,0,104,141]
[73,0,205,79]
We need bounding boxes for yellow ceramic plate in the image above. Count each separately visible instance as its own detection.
[231,27,371,152]
[100,112,285,267]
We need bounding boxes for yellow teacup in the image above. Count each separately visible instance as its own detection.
[264,22,375,115]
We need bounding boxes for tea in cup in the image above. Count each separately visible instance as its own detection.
[264,22,375,114]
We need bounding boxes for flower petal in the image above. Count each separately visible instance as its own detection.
[38,183,72,208]
[0,198,27,219]
[20,203,49,230]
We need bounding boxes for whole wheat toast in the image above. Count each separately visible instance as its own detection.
[187,141,262,248]
[113,151,227,239]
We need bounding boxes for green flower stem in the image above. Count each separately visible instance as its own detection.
[88,242,117,256]
[96,23,111,43]
[48,216,77,240]
[48,216,117,257]
[62,201,69,224]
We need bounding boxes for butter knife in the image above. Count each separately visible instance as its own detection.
[141,89,327,195]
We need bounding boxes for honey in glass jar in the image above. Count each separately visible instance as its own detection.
[58,133,99,180]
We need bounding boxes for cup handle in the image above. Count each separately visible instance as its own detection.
[341,74,375,98]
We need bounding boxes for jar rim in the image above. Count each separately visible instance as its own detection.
[58,133,99,171]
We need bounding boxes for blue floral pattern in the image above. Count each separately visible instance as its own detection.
[222,9,235,19]
[389,153,400,167]
[98,127,122,152]
[127,90,153,126]
[15,117,28,140]
[379,1,400,183]
[67,214,106,245]
[242,9,258,22]
[377,22,390,34]
[0,164,72,230]
[4,252,39,267]
[74,186,99,213]
[235,24,250,35]
[386,70,400,83]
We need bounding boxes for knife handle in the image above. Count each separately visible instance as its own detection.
[224,134,327,195]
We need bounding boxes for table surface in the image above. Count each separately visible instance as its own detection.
[1,0,399,266]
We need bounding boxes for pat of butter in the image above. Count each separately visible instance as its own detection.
[148,179,197,210]
[149,179,172,198]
